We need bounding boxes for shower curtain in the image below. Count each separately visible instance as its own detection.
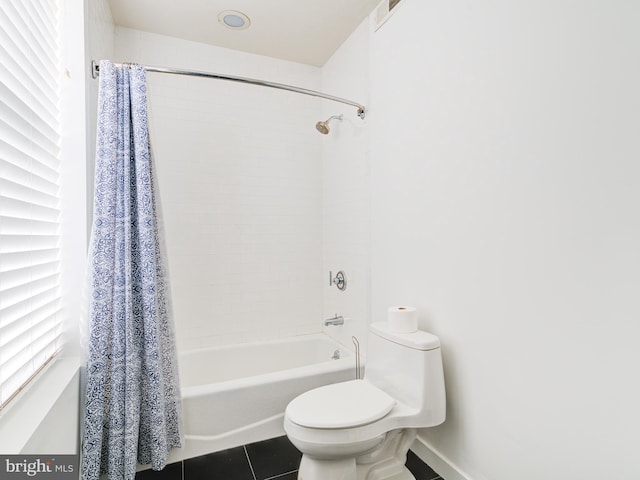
[81,61,183,480]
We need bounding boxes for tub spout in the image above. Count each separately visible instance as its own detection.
[324,314,344,326]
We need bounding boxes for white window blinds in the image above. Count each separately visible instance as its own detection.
[0,0,62,409]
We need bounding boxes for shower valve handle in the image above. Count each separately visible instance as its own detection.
[329,270,347,291]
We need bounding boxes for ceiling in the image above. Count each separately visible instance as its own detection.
[107,0,380,67]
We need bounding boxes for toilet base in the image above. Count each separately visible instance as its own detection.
[299,456,356,480]
[297,458,415,480]
[296,429,418,480]
[362,467,415,480]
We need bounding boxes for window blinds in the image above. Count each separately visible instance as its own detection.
[0,0,62,409]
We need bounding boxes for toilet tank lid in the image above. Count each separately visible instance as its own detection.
[370,322,441,351]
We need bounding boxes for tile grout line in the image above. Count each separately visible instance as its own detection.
[264,469,298,480]
[181,460,185,480]
[243,445,258,480]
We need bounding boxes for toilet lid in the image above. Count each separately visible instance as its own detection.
[286,380,395,429]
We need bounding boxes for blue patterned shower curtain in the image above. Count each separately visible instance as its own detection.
[82,61,183,480]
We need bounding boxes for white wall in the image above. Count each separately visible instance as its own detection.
[114,28,324,351]
[20,369,80,454]
[320,21,371,354]
[85,0,114,231]
[362,1,640,478]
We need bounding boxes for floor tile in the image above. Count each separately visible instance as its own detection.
[264,472,297,480]
[135,461,182,480]
[245,436,302,480]
[184,446,254,480]
[405,450,441,480]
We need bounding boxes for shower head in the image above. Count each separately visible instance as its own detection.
[315,121,330,135]
[315,114,343,134]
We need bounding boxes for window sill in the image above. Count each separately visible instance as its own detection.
[0,356,81,454]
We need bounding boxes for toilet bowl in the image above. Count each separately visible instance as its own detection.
[284,322,446,480]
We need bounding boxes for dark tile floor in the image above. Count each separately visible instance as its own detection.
[136,436,442,480]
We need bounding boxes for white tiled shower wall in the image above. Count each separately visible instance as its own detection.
[115,28,325,350]
[320,20,371,353]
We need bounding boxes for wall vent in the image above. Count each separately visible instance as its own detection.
[375,0,405,31]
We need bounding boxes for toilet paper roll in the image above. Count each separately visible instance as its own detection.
[388,306,418,333]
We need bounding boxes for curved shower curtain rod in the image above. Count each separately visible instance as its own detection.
[91,60,366,119]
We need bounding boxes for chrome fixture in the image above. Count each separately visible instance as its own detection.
[352,336,362,379]
[329,270,346,291]
[324,314,344,326]
[331,349,341,360]
[316,114,343,135]
[91,61,366,119]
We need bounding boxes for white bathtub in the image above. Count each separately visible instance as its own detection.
[165,333,356,464]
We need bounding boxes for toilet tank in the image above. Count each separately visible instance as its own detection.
[365,322,446,426]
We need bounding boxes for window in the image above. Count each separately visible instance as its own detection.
[0,0,62,409]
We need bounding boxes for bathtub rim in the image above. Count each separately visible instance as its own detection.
[179,332,356,397]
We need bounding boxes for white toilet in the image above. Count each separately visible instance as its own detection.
[284,321,446,480]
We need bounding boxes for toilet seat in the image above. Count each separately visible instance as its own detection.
[286,380,395,429]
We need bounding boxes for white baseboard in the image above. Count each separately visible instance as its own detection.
[411,434,472,480]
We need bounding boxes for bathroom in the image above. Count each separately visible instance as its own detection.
[1,0,639,479]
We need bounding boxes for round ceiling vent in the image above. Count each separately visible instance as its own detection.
[218,10,251,30]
